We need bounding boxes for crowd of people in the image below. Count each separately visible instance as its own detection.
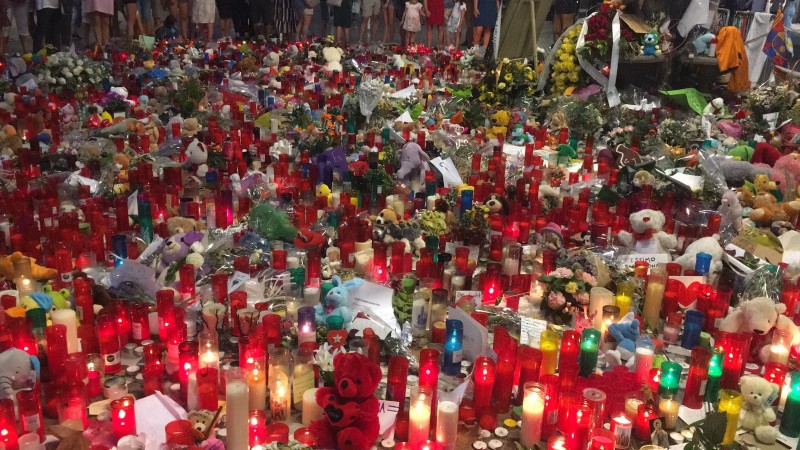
[0,0,542,54]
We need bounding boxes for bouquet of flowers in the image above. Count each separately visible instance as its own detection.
[657,117,704,148]
[477,58,537,107]
[456,204,490,246]
[550,26,583,95]
[35,52,109,93]
[563,99,603,139]
[99,91,130,115]
[578,3,639,62]
[539,265,597,324]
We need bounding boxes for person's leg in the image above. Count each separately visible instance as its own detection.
[59,0,74,49]
[102,13,110,45]
[472,24,481,45]
[33,9,46,51]
[206,22,212,40]
[14,2,31,52]
[438,23,443,46]
[139,0,154,34]
[426,22,431,47]
[462,0,472,45]
[382,2,391,41]
[358,14,368,42]
[561,12,574,31]
[343,25,348,42]
[335,24,341,42]
[126,2,137,37]
[552,13,561,41]
[480,25,488,47]
[178,0,188,37]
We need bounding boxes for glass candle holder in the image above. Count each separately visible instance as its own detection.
[578,329,601,377]
[196,367,219,411]
[386,355,410,412]
[540,330,559,377]
[110,395,136,440]
[547,436,566,450]
[718,390,743,445]
[515,346,543,406]
[409,387,433,447]
[558,394,593,450]
[0,398,19,450]
[635,402,656,441]
[520,382,546,447]
[588,428,616,450]
[683,347,712,409]
[657,395,680,430]
[245,348,267,411]
[198,330,219,370]
[435,391,458,450]
[249,409,268,447]
[705,348,724,403]
[764,362,788,407]
[494,343,517,413]
[643,267,667,330]
[658,362,681,397]
[268,347,292,422]
[633,338,654,384]
[717,331,752,390]
[226,368,249,450]
[97,311,121,375]
[609,411,632,449]
[769,328,792,366]
[472,356,495,412]
[559,330,580,373]
[780,372,800,437]
[442,319,463,376]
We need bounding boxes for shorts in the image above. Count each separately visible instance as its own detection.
[303,7,313,14]
[361,0,379,17]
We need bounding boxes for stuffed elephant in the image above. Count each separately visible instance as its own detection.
[0,348,40,402]
[395,141,430,186]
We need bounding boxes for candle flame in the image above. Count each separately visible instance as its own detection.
[118,410,126,419]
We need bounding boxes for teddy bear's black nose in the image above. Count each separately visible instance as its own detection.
[341,380,349,389]
[754,329,765,334]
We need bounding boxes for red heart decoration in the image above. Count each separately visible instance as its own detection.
[680,282,703,309]
[327,329,348,349]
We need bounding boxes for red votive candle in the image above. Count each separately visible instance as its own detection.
[515,346,543,405]
[473,356,496,412]
[683,346,712,409]
[540,374,560,440]
[635,402,656,441]
[493,341,517,413]
[110,395,137,440]
[17,388,44,441]
[97,311,121,374]
[559,330,581,373]
[249,410,268,447]
[717,331,752,389]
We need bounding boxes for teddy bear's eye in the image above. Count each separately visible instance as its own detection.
[355,380,361,385]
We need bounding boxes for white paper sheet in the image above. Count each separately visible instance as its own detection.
[447,306,488,362]
[429,157,464,187]
[348,281,401,335]
[135,391,188,450]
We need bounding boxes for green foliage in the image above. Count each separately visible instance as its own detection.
[175,78,206,118]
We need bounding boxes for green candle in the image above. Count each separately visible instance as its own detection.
[138,200,153,244]
[780,372,800,437]
[658,361,681,397]
[704,349,723,403]
[578,329,601,377]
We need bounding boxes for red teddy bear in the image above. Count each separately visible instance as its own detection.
[308,352,382,450]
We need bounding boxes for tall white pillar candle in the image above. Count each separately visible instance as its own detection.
[302,388,323,426]
[520,382,545,447]
[435,400,459,450]
[225,368,249,450]
[51,309,79,354]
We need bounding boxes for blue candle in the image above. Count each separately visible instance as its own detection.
[442,320,463,375]
[459,189,474,216]
[111,235,128,267]
[681,310,704,349]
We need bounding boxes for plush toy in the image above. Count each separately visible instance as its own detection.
[719,296,800,363]
[373,208,399,225]
[728,144,754,161]
[154,231,205,276]
[771,153,800,199]
[309,352,382,450]
[317,184,333,207]
[184,138,209,177]
[484,193,509,215]
[617,209,678,256]
[249,203,299,242]
[738,375,780,444]
[322,47,344,72]
[0,348,39,402]
[692,32,715,55]
[718,190,744,232]
[605,314,642,366]
[167,216,206,236]
[314,275,364,324]
[42,284,71,309]
[374,220,426,255]
[640,32,662,56]
[181,118,202,137]
[556,144,577,162]
[509,124,532,145]
[396,141,430,186]
[672,237,725,276]
[0,252,58,281]
[632,170,655,188]
[749,174,800,226]
[488,110,511,139]
[703,97,727,118]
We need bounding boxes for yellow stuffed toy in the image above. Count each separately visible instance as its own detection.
[0,252,58,281]
[488,110,511,139]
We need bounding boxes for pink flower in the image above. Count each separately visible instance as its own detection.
[574,292,590,305]
[581,272,597,286]
[551,267,574,279]
[548,292,567,309]
[624,125,634,132]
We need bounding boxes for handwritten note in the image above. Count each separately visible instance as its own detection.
[292,370,315,404]
[378,400,401,437]
[520,317,548,347]
[619,253,670,269]
[349,281,401,335]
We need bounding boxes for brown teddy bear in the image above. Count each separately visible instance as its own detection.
[749,174,800,226]
[167,216,206,236]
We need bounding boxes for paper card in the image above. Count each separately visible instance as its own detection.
[293,371,315,404]
[678,405,706,426]
[448,306,488,362]
[779,230,800,264]
[135,392,187,449]
[349,317,392,339]
[227,271,250,293]
[502,142,525,157]
[454,291,482,309]
[395,110,413,123]
[520,317,548,346]
[139,35,155,50]
[619,253,670,269]
[621,13,652,34]
[731,236,783,265]
[348,281,401,335]
[128,189,139,217]
[666,345,692,358]
[378,400,401,437]
[137,236,164,263]
[389,86,416,99]
[429,157,464,187]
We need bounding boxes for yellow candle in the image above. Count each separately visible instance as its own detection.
[658,397,680,430]
[643,267,667,330]
[540,331,559,377]
[248,368,267,411]
[615,294,631,317]
[718,390,742,445]
[625,397,643,418]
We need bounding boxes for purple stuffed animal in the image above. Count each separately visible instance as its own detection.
[396,141,430,185]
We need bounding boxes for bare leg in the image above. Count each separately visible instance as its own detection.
[91,13,103,46]
[336,25,342,43]
[126,3,138,38]
[480,26,489,47]
[473,25,482,46]
[552,13,561,41]
[101,14,110,45]
[359,16,368,42]
[438,23,444,46]
[343,27,349,43]
[178,0,189,37]
[383,4,394,42]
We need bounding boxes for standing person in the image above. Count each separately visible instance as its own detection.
[461,0,471,45]
[318,0,329,35]
[58,0,73,49]
[176,0,188,37]
[0,0,10,54]
[400,0,422,45]
[250,0,273,36]
[331,0,351,44]
[137,0,153,34]
[216,0,232,37]
[472,0,496,50]
[382,0,396,42]
[84,0,112,47]
[445,0,463,47]
[357,0,378,43]
[295,0,313,39]
[424,0,442,47]
[6,0,31,53]
[191,0,214,40]
[551,0,576,41]
[34,0,60,50]
[123,0,143,38]
[231,0,248,36]
[273,0,294,38]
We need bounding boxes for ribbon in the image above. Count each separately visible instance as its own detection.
[575,11,622,107]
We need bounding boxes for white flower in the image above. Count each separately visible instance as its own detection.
[77,59,83,66]
[185,253,204,267]
[58,78,66,85]
[61,68,70,77]
[85,68,93,75]
[73,67,82,76]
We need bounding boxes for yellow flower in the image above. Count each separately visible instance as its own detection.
[504,73,512,82]
[497,82,507,90]
[565,282,578,294]
[502,58,510,64]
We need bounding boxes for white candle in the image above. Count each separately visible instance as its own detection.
[302,388,323,426]
[332,190,342,208]
[269,370,290,422]
[270,118,279,133]
[436,400,459,450]
[589,287,615,331]
[18,433,43,450]
[426,195,438,210]
[248,368,267,411]
[187,371,198,411]
[659,397,680,430]
[51,309,79,354]
[392,199,405,219]
[450,275,465,293]
[355,240,373,253]
[297,323,316,347]
[303,287,320,307]
[521,384,545,447]
[286,256,301,269]
[200,351,219,370]
[285,300,299,323]
[409,389,432,447]
[226,369,249,450]
[201,303,226,333]
[770,345,790,365]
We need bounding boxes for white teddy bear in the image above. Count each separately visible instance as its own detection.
[738,375,780,444]
[322,47,344,72]
[185,138,209,177]
[617,209,678,257]
[672,236,725,276]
